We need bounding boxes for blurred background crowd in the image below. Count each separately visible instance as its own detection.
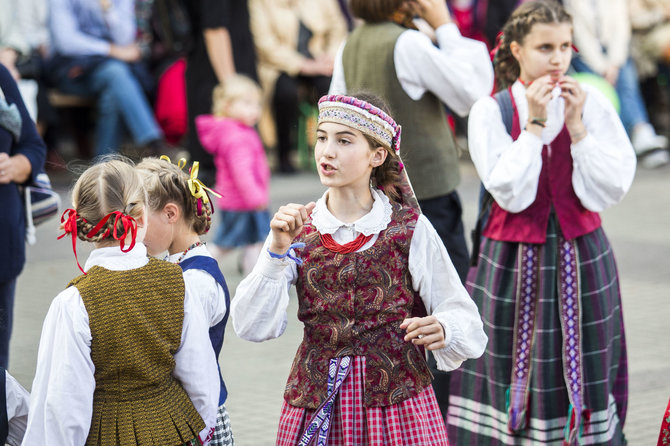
[2,0,670,177]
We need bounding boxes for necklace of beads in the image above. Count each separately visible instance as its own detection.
[177,241,204,263]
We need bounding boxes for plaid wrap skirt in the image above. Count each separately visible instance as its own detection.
[448,217,628,445]
[277,355,449,446]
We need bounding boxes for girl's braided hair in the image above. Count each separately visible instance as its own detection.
[348,91,403,203]
[71,158,146,243]
[493,0,572,91]
[136,157,213,235]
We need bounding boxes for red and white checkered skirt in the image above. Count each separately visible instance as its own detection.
[276,356,449,446]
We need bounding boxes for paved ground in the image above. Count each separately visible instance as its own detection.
[8,158,670,445]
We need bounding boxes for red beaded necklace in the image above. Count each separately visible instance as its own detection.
[319,232,373,254]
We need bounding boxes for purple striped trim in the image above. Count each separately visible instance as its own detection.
[298,356,351,446]
[507,244,540,432]
[558,237,587,445]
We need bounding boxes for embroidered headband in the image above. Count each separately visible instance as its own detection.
[160,155,222,216]
[58,208,138,274]
[317,95,402,153]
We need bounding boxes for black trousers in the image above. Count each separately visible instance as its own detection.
[418,190,470,422]
[272,73,330,168]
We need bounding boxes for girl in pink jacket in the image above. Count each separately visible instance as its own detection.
[196,75,270,275]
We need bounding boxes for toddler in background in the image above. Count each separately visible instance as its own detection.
[196,75,270,275]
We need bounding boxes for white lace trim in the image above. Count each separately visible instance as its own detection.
[311,188,393,236]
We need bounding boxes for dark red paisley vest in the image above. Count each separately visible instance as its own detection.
[284,203,432,409]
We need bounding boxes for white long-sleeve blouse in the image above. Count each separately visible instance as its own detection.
[329,23,494,117]
[231,189,488,372]
[22,244,220,446]
[467,80,636,214]
[167,244,228,328]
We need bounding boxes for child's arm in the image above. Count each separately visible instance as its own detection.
[22,288,96,445]
[4,371,29,446]
[173,287,220,441]
[393,22,494,117]
[468,94,545,213]
[231,232,299,342]
[408,215,488,371]
[566,82,636,211]
[232,202,314,341]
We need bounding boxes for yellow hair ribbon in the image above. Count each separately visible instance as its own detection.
[188,161,222,206]
[159,155,187,170]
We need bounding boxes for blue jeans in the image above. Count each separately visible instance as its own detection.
[0,279,17,368]
[572,56,650,135]
[57,59,161,156]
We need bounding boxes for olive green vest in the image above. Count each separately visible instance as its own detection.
[342,22,461,199]
[70,258,204,445]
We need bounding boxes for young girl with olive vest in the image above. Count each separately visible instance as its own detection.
[138,156,234,446]
[232,94,487,446]
[447,2,634,445]
[23,159,219,446]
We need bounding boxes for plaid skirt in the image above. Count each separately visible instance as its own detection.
[277,356,449,446]
[210,404,234,446]
[448,218,628,445]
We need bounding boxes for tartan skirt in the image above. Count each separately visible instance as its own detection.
[448,218,628,445]
[277,355,449,446]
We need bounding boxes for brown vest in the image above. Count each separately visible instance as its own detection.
[70,258,204,445]
[342,22,461,200]
[285,204,432,408]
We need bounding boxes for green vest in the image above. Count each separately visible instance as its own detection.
[70,258,204,446]
[342,22,461,199]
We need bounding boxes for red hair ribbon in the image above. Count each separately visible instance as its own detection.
[58,209,138,274]
[58,208,86,274]
[85,211,138,253]
[490,31,504,62]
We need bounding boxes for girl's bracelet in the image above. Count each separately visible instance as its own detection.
[527,117,547,128]
[569,129,587,142]
[268,242,306,265]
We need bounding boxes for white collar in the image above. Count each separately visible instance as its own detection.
[84,243,149,272]
[311,188,393,236]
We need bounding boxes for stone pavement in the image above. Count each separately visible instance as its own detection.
[8,159,670,445]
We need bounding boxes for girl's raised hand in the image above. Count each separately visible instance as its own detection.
[269,202,316,255]
[559,76,587,138]
[400,316,446,351]
[525,75,555,124]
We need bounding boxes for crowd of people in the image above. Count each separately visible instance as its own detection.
[0,0,668,445]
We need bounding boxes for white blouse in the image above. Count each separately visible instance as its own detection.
[166,244,228,328]
[5,371,29,446]
[231,189,488,372]
[22,244,220,446]
[329,23,494,117]
[467,80,636,213]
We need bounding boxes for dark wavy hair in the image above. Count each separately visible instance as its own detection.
[346,92,403,203]
[349,0,405,22]
[493,0,572,91]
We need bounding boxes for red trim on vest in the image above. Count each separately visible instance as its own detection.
[483,88,601,243]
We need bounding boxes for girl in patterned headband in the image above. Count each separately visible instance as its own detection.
[24,158,220,445]
[231,93,487,446]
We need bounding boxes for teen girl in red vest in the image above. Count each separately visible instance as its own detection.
[447,2,635,445]
[23,159,220,445]
[231,93,487,446]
